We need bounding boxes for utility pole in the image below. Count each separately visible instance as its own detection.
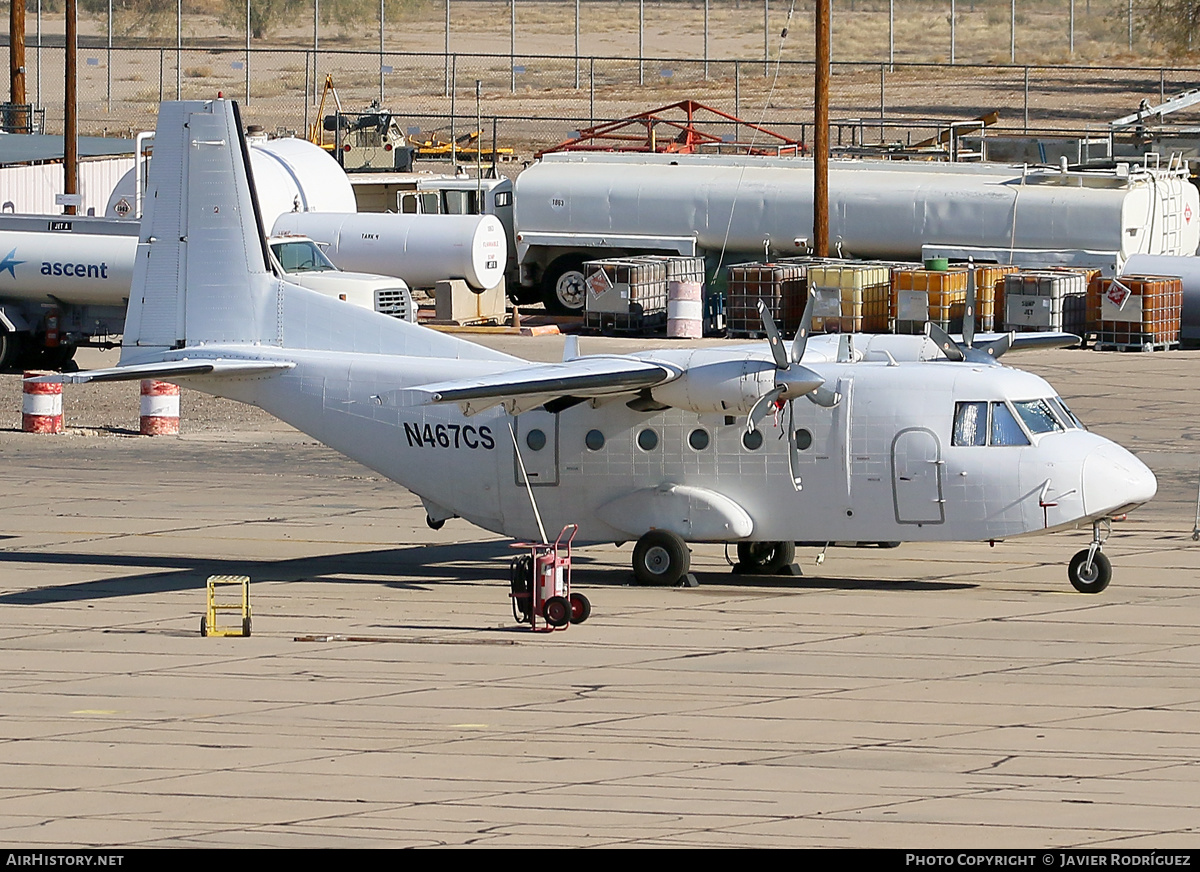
[814,0,829,257]
[10,0,27,131]
[65,0,78,214]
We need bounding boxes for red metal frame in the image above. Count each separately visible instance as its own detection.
[536,99,806,158]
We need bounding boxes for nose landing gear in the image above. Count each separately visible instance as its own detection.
[1068,519,1113,594]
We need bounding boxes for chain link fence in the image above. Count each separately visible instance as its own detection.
[5,0,1199,158]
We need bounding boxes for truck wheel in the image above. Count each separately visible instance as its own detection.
[38,344,78,372]
[0,332,27,372]
[541,255,588,314]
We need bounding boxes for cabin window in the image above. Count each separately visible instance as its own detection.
[494,190,513,208]
[585,429,605,451]
[688,429,710,451]
[637,428,659,451]
[952,401,988,447]
[1013,399,1064,435]
[742,430,764,451]
[525,429,547,451]
[794,428,813,451]
[990,402,1030,446]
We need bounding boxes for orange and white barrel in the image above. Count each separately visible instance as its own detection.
[667,280,703,339]
[22,371,63,434]
[140,380,180,436]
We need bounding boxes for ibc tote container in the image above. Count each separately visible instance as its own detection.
[891,267,970,334]
[974,265,1019,332]
[582,258,668,333]
[725,262,807,336]
[807,263,891,333]
[1001,271,1087,335]
[1086,274,1182,349]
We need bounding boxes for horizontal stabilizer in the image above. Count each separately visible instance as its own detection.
[379,355,679,416]
[27,359,295,385]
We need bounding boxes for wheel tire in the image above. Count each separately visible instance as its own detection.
[1068,549,1112,594]
[242,616,252,637]
[0,332,27,372]
[544,595,571,628]
[735,541,797,573]
[38,344,78,371]
[632,530,691,587]
[199,616,208,637]
[540,254,589,314]
[569,592,591,624]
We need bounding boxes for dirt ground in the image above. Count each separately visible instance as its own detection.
[9,2,1200,152]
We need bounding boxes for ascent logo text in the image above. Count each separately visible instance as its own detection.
[41,261,110,279]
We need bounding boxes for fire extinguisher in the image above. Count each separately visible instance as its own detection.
[45,309,60,348]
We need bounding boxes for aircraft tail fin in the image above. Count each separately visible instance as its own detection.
[119,99,513,367]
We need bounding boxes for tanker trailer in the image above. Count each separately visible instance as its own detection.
[271,211,508,292]
[0,215,139,369]
[513,152,1199,312]
[105,132,357,227]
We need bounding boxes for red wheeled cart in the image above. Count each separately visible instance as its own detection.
[509,524,591,632]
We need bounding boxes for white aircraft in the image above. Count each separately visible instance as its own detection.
[39,100,1156,599]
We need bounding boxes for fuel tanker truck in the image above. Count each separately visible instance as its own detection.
[511,152,1200,312]
[0,134,500,369]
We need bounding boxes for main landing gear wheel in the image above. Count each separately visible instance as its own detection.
[735,541,796,574]
[1068,549,1112,594]
[632,530,691,586]
[540,254,588,314]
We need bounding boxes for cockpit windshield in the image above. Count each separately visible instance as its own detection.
[1012,399,1064,435]
[270,240,337,274]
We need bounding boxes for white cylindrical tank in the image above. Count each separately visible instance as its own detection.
[104,135,355,227]
[1121,253,1200,342]
[271,212,508,290]
[515,153,1200,264]
[0,229,137,304]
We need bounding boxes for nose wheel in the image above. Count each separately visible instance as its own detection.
[1068,519,1113,594]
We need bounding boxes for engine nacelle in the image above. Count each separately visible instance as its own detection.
[641,350,778,415]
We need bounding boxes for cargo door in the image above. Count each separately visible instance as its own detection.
[513,410,559,486]
[892,428,945,524]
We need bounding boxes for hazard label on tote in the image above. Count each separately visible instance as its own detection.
[1106,280,1131,310]
[587,268,612,300]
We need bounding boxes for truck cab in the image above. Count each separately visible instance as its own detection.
[268,235,418,322]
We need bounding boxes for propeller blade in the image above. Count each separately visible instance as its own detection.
[967,332,1013,362]
[747,385,785,434]
[926,322,965,362]
[786,401,802,490]
[836,333,852,364]
[757,299,790,370]
[963,267,977,350]
[790,291,815,364]
[806,384,842,408]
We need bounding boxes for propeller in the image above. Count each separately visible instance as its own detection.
[925,262,1015,365]
[750,296,827,491]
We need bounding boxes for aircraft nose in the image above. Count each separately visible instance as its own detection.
[1082,441,1157,517]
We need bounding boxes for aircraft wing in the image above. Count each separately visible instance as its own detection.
[1005,332,1081,352]
[388,355,680,416]
[28,359,296,385]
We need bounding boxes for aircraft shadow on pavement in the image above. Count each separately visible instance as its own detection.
[580,566,977,592]
[0,542,519,604]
